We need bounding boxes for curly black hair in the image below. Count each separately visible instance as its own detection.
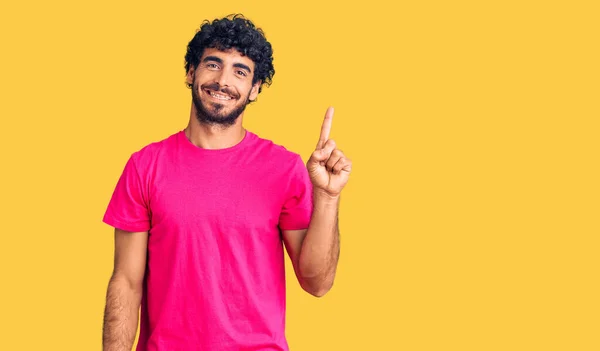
[184,14,275,94]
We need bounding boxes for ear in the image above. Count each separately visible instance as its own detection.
[186,66,195,86]
[249,80,261,101]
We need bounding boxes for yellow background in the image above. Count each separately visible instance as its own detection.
[1,0,598,350]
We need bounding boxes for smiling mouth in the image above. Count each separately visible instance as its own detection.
[205,89,234,101]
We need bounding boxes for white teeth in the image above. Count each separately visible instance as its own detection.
[209,91,232,100]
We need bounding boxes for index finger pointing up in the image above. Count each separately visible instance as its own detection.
[317,106,334,149]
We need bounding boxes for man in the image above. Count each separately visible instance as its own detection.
[102,14,352,351]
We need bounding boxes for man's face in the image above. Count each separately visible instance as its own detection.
[187,47,260,127]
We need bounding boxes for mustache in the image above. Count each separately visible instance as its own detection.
[201,83,240,99]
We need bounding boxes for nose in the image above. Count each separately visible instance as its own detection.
[215,68,232,88]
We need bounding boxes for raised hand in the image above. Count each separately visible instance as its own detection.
[306,107,352,198]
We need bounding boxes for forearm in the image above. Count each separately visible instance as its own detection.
[298,191,340,296]
[103,274,142,351]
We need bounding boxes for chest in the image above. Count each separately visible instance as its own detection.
[147,161,285,234]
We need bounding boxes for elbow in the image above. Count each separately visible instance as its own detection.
[308,287,331,298]
[297,259,336,297]
[300,278,334,298]
[109,272,144,295]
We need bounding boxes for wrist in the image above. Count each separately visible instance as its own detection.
[313,189,340,204]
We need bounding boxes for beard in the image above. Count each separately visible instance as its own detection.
[192,80,251,127]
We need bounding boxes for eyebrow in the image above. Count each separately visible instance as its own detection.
[233,63,252,74]
[202,56,252,73]
[202,56,223,64]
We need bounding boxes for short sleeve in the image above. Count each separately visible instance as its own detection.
[102,153,151,232]
[278,154,314,231]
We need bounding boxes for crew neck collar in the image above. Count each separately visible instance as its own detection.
[179,129,254,155]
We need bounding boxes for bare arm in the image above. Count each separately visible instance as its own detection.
[283,107,351,297]
[283,192,340,297]
[103,228,148,351]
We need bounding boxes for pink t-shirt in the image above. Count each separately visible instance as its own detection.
[103,129,313,351]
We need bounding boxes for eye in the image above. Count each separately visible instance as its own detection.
[207,63,219,69]
[236,70,247,77]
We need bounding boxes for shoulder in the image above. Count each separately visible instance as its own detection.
[249,131,304,168]
[128,130,180,167]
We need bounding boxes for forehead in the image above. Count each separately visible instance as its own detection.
[201,47,255,70]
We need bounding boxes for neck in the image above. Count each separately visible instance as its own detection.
[185,106,246,150]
